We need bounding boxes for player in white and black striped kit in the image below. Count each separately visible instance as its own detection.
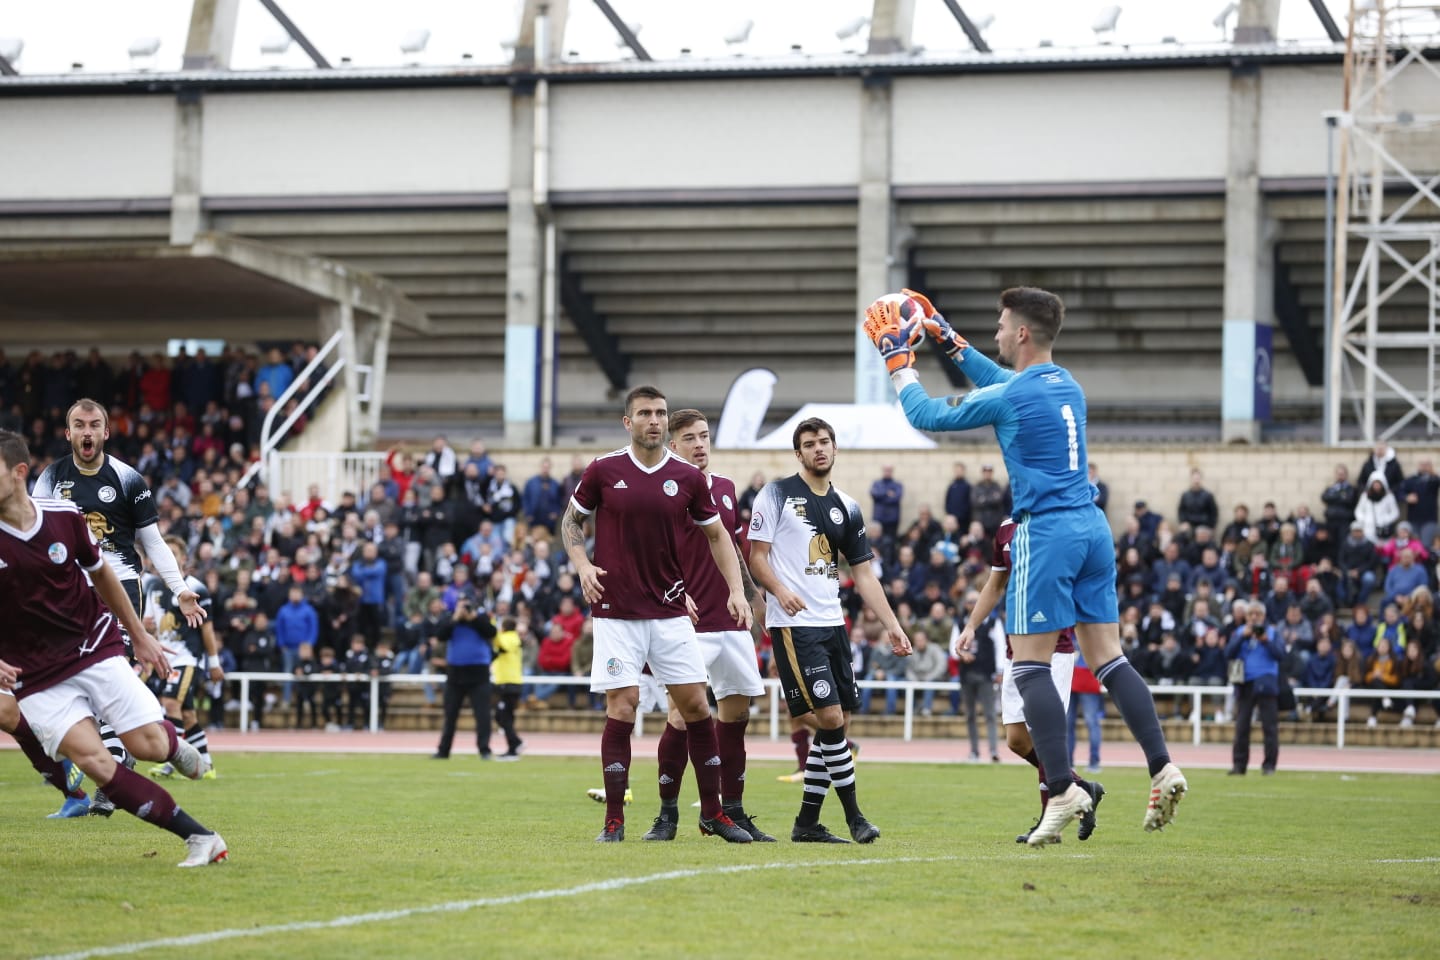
[747,417,911,844]
[0,399,206,817]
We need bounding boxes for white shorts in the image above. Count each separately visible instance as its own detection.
[1000,652,1077,726]
[637,673,668,713]
[590,617,707,692]
[18,657,164,760]
[696,630,766,699]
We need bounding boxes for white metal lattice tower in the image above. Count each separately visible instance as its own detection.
[1325,0,1440,445]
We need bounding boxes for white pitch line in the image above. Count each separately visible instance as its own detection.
[38,856,972,960]
[1374,857,1440,863]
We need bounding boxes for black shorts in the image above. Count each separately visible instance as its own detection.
[158,665,199,713]
[771,625,859,718]
[118,579,142,662]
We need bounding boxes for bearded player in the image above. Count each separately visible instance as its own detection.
[1,399,205,818]
[639,408,773,842]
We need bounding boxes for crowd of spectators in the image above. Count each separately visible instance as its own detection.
[851,452,1440,728]
[6,344,1438,733]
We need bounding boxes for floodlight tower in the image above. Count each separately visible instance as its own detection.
[1326,0,1440,445]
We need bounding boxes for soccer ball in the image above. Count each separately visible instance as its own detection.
[863,292,926,346]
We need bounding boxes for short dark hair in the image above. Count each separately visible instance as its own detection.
[66,398,109,430]
[668,408,707,435]
[792,417,835,451]
[0,430,31,472]
[999,287,1065,345]
[624,384,666,416]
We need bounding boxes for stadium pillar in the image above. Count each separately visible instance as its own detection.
[867,0,917,55]
[504,83,543,447]
[182,0,240,70]
[170,92,204,246]
[855,77,906,406]
[1221,3,1282,444]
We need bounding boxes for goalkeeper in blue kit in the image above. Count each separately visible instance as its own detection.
[864,287,1187,843]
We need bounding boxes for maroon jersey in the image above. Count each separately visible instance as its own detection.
[571,447,720,620]
[993,518,1075,658]
[0,497,126,698]
[681,473,744,633]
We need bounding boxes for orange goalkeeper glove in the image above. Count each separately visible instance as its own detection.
[864,296,918,374]
[901,287,969,359]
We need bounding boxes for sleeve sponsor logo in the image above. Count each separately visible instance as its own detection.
[722,494,734,510]
[750,511,763,530]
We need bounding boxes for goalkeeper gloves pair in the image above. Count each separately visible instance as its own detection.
[863,288,969,373]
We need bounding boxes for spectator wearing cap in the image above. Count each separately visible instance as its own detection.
[1337,521,1381,608]
[1177,469,1219,531]
[944,462,972,532]
[970,464,1008,537]
[1400,458,1439,546]
[1133,499,1162,542]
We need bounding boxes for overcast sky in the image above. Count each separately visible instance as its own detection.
[0,0,1363,75]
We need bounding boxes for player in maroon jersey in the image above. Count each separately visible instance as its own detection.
[955,517,1104,843]
[0,431,227,867]
[561,386,753,844]
[639,408,772,842]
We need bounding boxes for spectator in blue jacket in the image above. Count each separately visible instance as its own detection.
[1225,602,1287,775]
[1302,635,1338,721]
[943,462,971,531]
[521,457,565,534]
[1383,547,1428,609]
[870,464,904,552]
[274,584,319,700]
[254,347,295,401]
[349,541,388,647]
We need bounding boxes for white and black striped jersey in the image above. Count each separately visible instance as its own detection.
[748,474,872,629]
[142,572,211,668]
[33,454,158,583]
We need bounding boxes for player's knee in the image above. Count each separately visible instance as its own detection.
[120,723,171,762]
[667,708,687,730]
[1006,724,1032,757]
[0,697,18,733]
[605,688,639,723]
[813,704,844,730]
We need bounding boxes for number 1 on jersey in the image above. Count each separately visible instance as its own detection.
[1060,404,1079,471]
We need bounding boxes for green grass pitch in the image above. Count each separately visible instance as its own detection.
[2,751,1436,960]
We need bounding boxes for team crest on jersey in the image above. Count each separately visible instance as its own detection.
[47,542,68,565]
[829,507,844,525]
[662,479,678,497]
[722,494,733,510]
[605,657,623,677]
[97,486,117,503]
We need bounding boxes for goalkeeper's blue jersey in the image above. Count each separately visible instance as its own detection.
[898,349,1094,516]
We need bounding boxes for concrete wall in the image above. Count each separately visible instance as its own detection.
[549,79,861,191]
[0,96,175,199]
[469,444,1440,538]
[202,89,511,197]
[893,70,1232,185]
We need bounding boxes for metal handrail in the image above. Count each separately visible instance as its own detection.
[237,331,346,489]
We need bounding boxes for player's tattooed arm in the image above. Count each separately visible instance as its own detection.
[735,543,760,604]
[560,501,589,558]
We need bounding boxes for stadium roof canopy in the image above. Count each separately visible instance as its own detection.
[0,0,1389,87]
[0,233,428,344]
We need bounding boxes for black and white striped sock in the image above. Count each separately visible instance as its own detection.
[817,726,862,822]
[796,741,830,826]
[96,718,131,769]
[185,724,210,757]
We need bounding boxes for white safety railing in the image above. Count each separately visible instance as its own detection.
[238,331,347,490]
[220,674,1440,749]
[265,451,389,505]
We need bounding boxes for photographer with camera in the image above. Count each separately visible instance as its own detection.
[430,595,499,761]
[1224,601,1286,776]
